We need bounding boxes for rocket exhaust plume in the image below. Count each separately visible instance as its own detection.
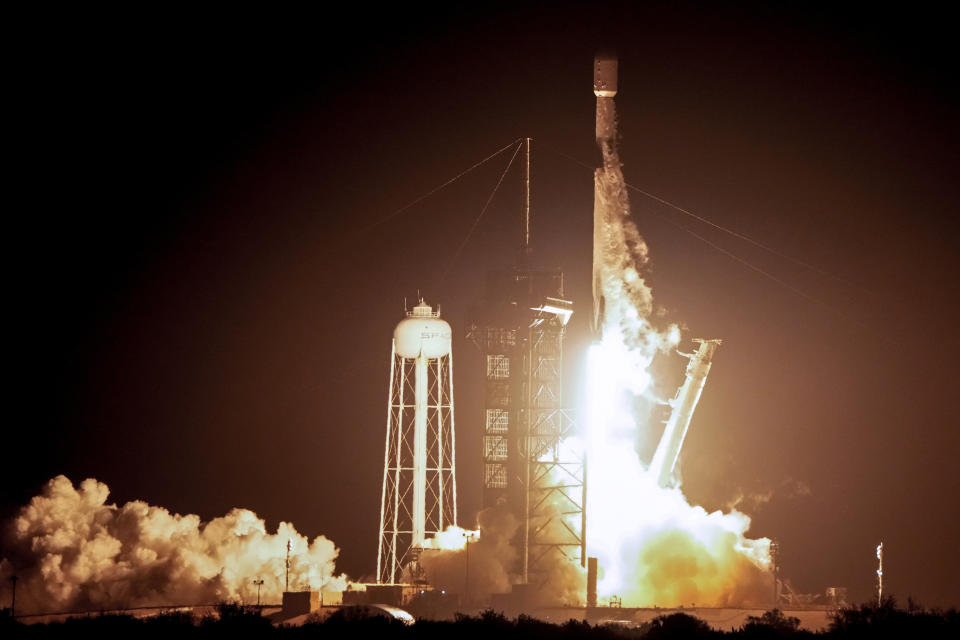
[0,476,347,614]
[581,54,772,607]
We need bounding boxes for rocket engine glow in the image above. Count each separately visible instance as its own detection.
[581,54,772,607]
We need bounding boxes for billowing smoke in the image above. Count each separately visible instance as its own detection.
[417,507,516,601]
[419,506,585,607]
[582,100,772,607]
[727,477,812,513]
[0,475,347,614]
[594,122,676,353]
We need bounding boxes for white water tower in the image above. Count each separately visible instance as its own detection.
[377,300,458,584]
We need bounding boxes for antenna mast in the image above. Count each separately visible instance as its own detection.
[521,137,532,257]
[285,539,292,592]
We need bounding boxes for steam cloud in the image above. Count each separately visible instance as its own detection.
[0,475,346,614]
[418,509,516,599]
[594,122,674,353]
[419,505,585,608]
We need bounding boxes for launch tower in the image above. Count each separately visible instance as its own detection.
[468,140,584,585]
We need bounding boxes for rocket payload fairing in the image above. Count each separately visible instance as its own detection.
[592,54,618,335]
[594,55,618,139]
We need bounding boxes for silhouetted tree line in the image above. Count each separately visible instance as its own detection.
[2,598,958,638]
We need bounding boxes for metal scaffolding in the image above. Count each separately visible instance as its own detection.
[469,277,584,586]
[521,305,584,580]
[466,138,584,588]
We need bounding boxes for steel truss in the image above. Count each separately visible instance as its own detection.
[520,309,584,583]
[523,408,585,576]
[377,345,457,584]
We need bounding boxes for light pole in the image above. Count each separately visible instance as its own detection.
[9,576,17,618]
[285,539,292,593]
[252,578,264,608]
[770,539,780,607]
[464,532,477,606]
[319,568,325,607]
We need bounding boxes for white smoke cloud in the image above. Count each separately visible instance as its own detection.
[417,469,587,608]
[418,507,517,602]
[522,502,588,607]
[727,477,813,513]
[0,475,347,614]
[416,434,587,609]
[594,134,678,354]
[588,470,772,607]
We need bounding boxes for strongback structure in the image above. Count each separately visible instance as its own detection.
[467,140,584,586]
[648,338,722,488]
[378,301,458,585]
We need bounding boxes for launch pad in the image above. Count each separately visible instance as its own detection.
[372,53,749,613]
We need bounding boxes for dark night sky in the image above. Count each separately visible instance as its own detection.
[6,3,959,607]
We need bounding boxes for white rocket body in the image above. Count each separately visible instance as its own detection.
[592,54,619,335]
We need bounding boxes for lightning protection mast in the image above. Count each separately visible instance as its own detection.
[377,300,458,584]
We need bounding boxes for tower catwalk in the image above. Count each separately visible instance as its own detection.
[377,300,457,584]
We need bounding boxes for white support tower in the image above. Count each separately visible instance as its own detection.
[649,339,722,488]
[377,300,458,584]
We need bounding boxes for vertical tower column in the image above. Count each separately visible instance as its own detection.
[412,354,428,548]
